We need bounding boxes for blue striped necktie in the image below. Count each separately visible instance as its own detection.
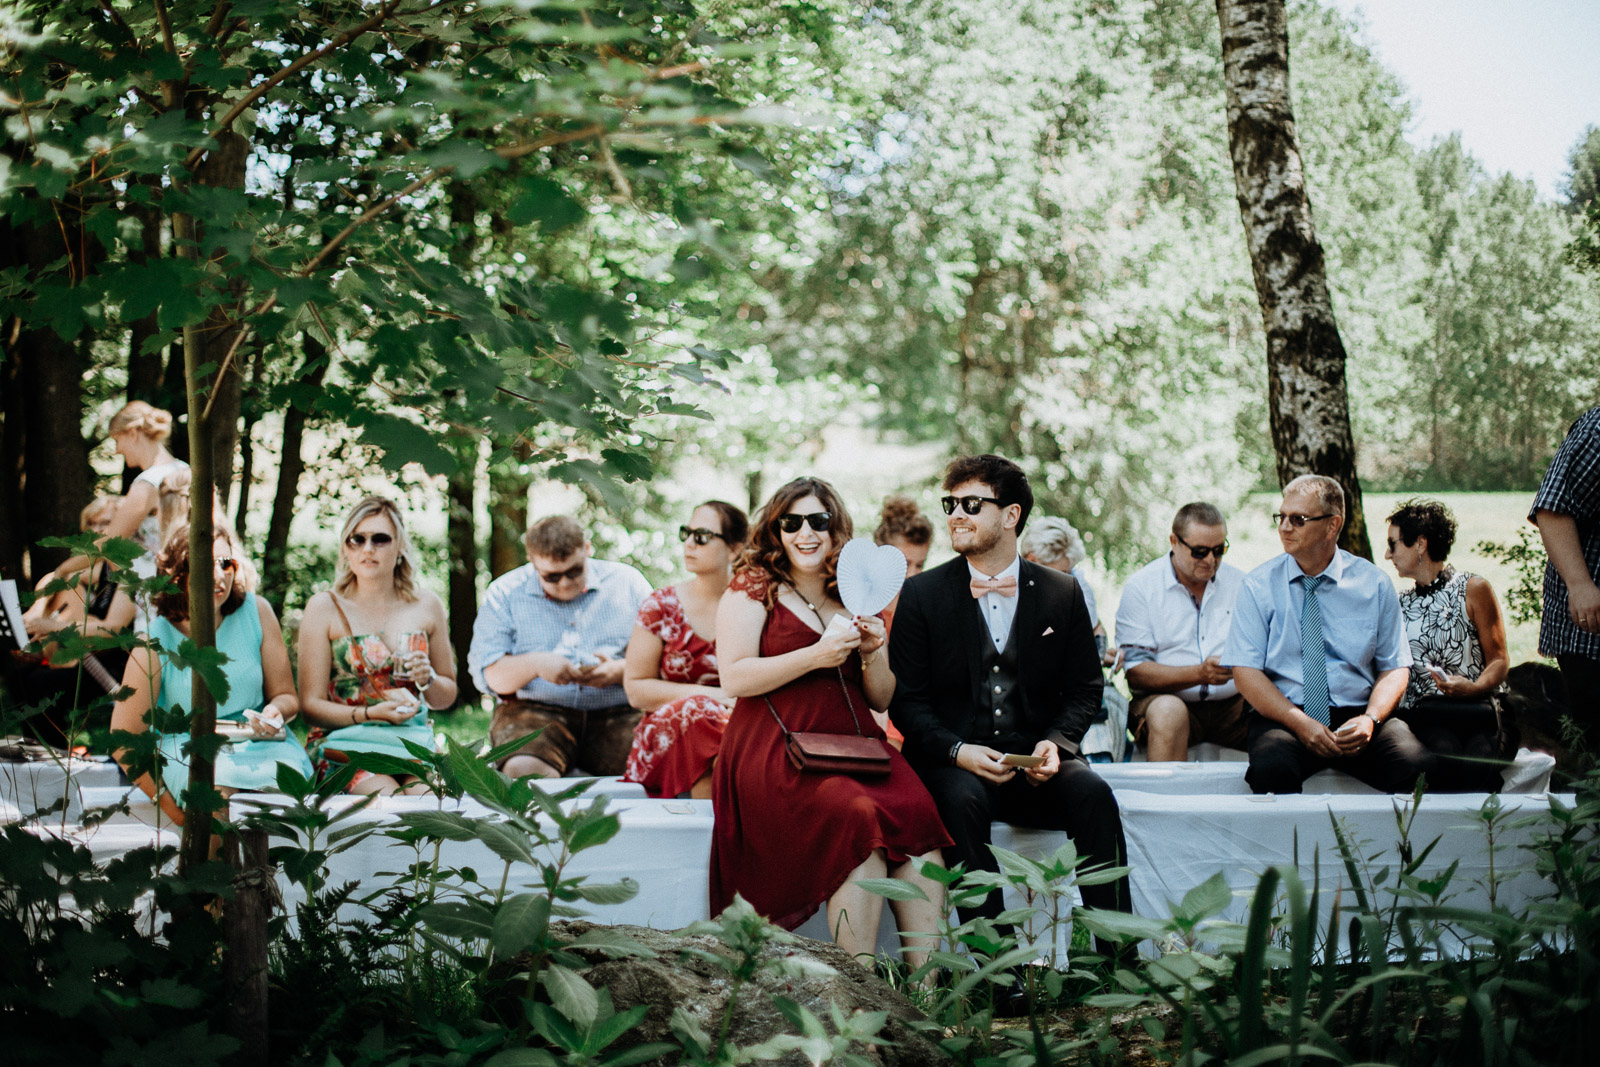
[1299,574,1331,726]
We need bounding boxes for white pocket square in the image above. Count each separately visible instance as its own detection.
[1042,626,1055,636]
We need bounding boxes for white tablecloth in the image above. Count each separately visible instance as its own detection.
[0,757,124,823]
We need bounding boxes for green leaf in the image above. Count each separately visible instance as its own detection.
[852,877,928,902]
[165,638,232,707]
[567,812,621,852]
[507,176,586,232]
[358,413,459,476]
[1177,871,1234,923]
[568,928,658,958]
[492,893,552,956]
[485,1050,560,1067]
[573,878,639,905]
[476,820,538,867]
[542,966,600,1030]
[394,810,481,842]
[418,899,495,941]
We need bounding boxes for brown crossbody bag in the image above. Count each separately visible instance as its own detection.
[765,666,891,778]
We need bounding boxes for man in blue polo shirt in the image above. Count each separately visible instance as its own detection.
[469,515,651,779]
[1223,475,1433,794]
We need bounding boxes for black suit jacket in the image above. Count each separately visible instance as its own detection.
[887,555,1103,768]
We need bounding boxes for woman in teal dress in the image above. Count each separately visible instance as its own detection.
[111,521,311,825]
[297,497,457,795]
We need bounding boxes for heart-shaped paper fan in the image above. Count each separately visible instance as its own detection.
[836,538,907,617]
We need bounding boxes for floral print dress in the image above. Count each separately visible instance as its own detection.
[623,586,730,797]
[313,623,437,779]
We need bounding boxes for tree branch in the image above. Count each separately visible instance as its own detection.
[153,0,175,53]
[185,0,406,170]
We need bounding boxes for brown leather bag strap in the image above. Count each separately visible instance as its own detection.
[328,593,356,640]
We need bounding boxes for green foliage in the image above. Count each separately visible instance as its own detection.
[1477,526,1548,628]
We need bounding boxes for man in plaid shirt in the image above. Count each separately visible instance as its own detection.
[1531,406,1600,735]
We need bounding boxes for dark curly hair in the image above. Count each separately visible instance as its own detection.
[1385,498,1457,562]
[942,454,1034,533]
[152,521,248,624]
[874,494,932,547]
[734,477,853,609]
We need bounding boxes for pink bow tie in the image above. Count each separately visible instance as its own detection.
[969,575,1018,599]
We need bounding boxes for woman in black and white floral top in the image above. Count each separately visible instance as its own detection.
[1384,499,1510,792]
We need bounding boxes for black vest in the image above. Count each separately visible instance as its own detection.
[977,614,1025,742]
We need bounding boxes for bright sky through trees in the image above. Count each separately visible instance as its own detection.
[1325,0,1600,199]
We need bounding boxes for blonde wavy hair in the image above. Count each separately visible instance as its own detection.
[108,400,174,442]
[334,496,419,601]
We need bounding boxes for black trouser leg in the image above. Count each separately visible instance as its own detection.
[1412,724,1504,792]
[917,765,1002,926]
[1556,654,1600,750]
[918,760,1131,956]
[1245,711,1435,795]
[1344,716,1434,793]
[1245,715,1323,794]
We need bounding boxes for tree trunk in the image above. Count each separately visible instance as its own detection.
[222,828,275,1067]
[447,448,480,707]
[4,221,96,580]
[0,350,23,582]
[126,182,165,407]
[193,132,251,514]
[488,465,528,579]
[234,341,266,538]
[260,334,330,609]
[1215,0,1371,558]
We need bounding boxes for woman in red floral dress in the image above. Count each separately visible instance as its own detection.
[623,501,748,798]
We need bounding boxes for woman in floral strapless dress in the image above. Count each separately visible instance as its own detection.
[298,497,458,795]
[623,501,748,798]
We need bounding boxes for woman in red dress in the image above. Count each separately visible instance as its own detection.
[710,477,950,969]
[623,500,748,798]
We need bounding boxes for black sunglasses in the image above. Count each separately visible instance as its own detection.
[679,526,725,545]
[1273,512,1335,529]
[777,511,832,534]
[941,495,1002,516]
[1175,532,1228,560]
[537,562,586,584]
[346,532,395,548]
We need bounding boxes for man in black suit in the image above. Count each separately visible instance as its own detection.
[889,454,1130,940]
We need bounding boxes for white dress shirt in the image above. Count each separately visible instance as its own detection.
[967,555,1022,653]
[1115,554,1245,702]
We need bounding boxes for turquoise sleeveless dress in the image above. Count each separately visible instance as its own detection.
[151,592,314,795]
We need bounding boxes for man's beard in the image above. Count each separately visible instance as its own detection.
[953,523,1002,558]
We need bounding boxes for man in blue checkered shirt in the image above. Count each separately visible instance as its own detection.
[469,515,651,779]
[1531,406,1600,734]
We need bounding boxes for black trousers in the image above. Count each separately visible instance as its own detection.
[1244,708,1434,795]
[1557,653,1600,728]
[913,757,1131,945]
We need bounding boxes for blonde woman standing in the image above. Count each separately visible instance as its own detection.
[47,401,188,587]
[298,497,457,795]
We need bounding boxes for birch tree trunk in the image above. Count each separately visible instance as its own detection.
[1215,0,1371,558]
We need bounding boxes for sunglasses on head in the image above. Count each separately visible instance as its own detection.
[679,526,725,545]
[1273,512,1335,529]
[537,562,586,584]
[777,511,832,534]
[345,532,395,549]
[1175,532,1228,560]
[941,495,1002,516]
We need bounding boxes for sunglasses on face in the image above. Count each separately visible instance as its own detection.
[1273,512,1335,529]
[941,495,1002,516]
[345,532,395,549]
[537,562,586,584]
[777,511,832,534]
[679,526,725,545]
[1176,533,1228,560]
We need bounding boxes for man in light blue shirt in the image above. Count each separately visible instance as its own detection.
[469,515,651,779]
[1223,475,1432,794]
